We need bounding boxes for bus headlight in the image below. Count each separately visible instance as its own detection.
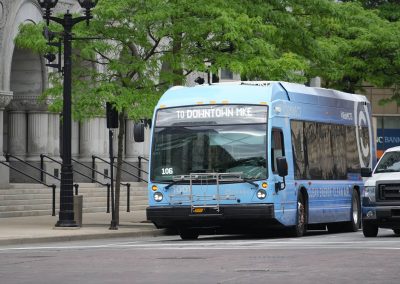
[256,189,267,200]
[154,192,163,202]
[363,186,376,203]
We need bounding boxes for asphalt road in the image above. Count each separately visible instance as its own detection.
[0,229,399,284]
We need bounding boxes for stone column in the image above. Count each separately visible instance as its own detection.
[0,91,12,188]
[7,97,52,182]
[0,91,12,155]
[71,119,79,158]
[78,117,106,182]
[80,117,104,160]
[144,125,151,158]
[99,117,109,157]
[45,112,61,185]
[48,112,60,157]
[125,119,136,161]
[27,111,49,159]
[125,120,151,182]
[8,110,27,157]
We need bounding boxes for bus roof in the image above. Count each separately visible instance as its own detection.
[156,81,369,109]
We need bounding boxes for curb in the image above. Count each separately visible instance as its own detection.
[0,229,166,246]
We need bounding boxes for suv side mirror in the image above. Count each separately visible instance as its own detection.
[276,157,288,177]
[134,123,145,142]
[361,167,372,178]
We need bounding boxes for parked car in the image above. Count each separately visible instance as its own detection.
[361,146,400,237]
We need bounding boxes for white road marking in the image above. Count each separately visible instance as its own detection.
[1,238,400,252]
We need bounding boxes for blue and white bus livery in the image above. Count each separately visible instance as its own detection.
[138,81,375,240]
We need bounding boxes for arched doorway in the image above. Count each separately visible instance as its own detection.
[1,0,59,182]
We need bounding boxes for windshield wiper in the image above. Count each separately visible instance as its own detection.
[165,177,187,189]
[242,178,259,188]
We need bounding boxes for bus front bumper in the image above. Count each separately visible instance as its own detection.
[147,204,276,229]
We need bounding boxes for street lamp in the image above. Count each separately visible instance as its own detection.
[37,0,98,227]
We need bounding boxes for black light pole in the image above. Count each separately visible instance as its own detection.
[37,0,98,227]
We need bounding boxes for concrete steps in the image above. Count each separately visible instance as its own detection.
[0,182,149,218]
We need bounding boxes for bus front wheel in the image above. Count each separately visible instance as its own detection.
[288,193,307,237]
[179,228,199,240]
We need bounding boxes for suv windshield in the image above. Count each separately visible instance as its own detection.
[151,105,268,182]
[375,151,400,173]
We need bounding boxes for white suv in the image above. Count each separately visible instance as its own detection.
[361,146,400,237]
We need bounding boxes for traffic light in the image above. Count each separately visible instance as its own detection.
[106,102,119,129]
[42,26,62,72]
[44,52,56,62]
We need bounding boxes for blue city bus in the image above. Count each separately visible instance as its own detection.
[139,81,375,239]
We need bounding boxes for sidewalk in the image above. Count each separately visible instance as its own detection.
[0,211,165,246]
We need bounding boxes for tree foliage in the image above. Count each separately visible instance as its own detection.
[336,0,400,99]
[15,0,400,225]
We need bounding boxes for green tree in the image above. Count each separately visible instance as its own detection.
[351,0,400,104]
[17,0,397,225]
[16,0,308,226]
[317,1,400,97]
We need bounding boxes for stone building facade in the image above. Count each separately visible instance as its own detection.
[0,0,150,188]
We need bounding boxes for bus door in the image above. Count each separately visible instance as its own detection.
[271,128,287,211]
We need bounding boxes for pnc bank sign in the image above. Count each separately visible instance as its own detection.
[377,129,400,150]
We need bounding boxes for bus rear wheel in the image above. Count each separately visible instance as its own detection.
[393,229,400,235]
[179,228,199,240]
[362,220,378,237]
[288,193,307,237]
[328,190,361,233]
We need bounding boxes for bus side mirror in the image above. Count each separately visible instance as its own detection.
[361,167,372,178]
[134,123,145,142]
[276,157,288,177]
[275,157,287,192]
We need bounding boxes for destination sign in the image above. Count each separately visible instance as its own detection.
[155,105,268,126]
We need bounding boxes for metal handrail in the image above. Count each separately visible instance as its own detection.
[71,158,132,212]
[122,160,148,174]
[40,154,113,211]
[138,156,149,183]
[138,156,149,162]
[92,155,147,183]
[70,158,107,183]
[0,159,57,216]
[70,157,132,212]
[6,154,58,184]
[39,154,61,182]
[39,154,83,194]
[39,155,107,188]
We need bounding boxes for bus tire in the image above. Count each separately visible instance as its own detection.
[393,229,400,235]
[345,189,361,232]
[362,220,378,237]
[288,193,307,237]
[179,228,199,240]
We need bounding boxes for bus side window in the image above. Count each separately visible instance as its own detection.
[272,129,285,173]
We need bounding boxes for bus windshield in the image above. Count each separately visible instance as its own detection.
[151,105,268,182]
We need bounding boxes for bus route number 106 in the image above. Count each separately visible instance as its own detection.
[161,168,174,175]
